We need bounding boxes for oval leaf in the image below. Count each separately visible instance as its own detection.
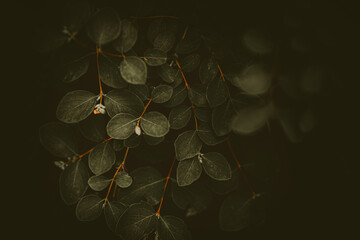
[88,141,116,175]
[199,57,218,85]
[157,215,190,240]
[104,201,128,232]
[212,100,234,136]
[120,56,147,85]
[154,31,176,52]
[168,105,192,130]
[177,156,202,186]
[163,84,187,108]
[144,48,167,66]
[99,54,128,89]
[201,152,231,181]
[140,111,170,137]
[56,90,97,123]
[113,19,138,53]
[115,171,133,188]
[158,64,182,84]
[151,85,173,103]
[88,175,111,191]
[206,77,229,108]
[174,130,202,161]
[180,53,200,73]
[76,194,104,221]
[104,89,144,118]
[107,113,138,140]
[197,123,227,146]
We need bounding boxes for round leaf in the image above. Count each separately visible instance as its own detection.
[60,53,91,83]
[113,19,138,53]
[104,201,128,232]
[99,54,128,89]
[201,152,231,181]
[199,57,218,85]
[151,85,173,103]
[197,123,228,145]
[104,89,144,118]
[88,142,116,175]
[140,111,170,137]
[163,84,187,108]
[206,77,229,108]
[120,56,147,85]
[115,171,133,188]
[88,175,111,191]
[158,64,182,84]
[106,113,138,140]
[154,31,176,52]
[56,90,98,123]
[188,86,207,107]
[174,130,202,161]
[168,105,192,130]
[176,156,202,186]
[87,8,121,46]
[76,194,104,221]
[157,215,190,240]
[180,53,200,73]
[144,48,167,66]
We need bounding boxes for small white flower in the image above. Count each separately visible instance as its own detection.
[94,103,106,114]
[54,161,66,170]
[135,125,141,136]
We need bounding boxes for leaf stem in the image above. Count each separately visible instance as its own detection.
[101,50,126,58]
[96,46,104,104]
[181,25,189,39]
[175,60,198,129]
[65,137,113,165]
[227,140,256,196]
[136,98,153,127]
[156,156,177,217]
[105,147,130,201]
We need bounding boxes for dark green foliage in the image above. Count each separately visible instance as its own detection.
[76,194,104,221]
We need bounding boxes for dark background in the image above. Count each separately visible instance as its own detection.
[5,0,358,239]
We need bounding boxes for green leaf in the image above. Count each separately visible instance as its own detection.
[230,104,273,135]
[104,89,144,118]
[163,84,187,108]
[194,107,211,123]
[197,123,227,145]
[116,202,157,240]
[56,90,98,123]
[117,167,165,205]
[180,53,200,73]
[201,152,231,181]
[158,64,182,84]
[176,156,202,187]
[99,54,128,89]
[242,28,274,55]
[219,193,262,231]
[171,180,212,217]
[188,85,207,107]
[88,175,111,191]
[157,215,191,240]
[199,57,218,85]
[113,19,138,53]
[151,85,173,103]
[88,141,116,175]
[59,160,89,205]
[211,100,233,136]
[174,130,202,161]
[144,48,167,66]
[229,64,271,95]
[60,53,91,83]
[168,105,192,130]
[79,114,108,142]
[115,171,133,188]
[107,113,138,140]
[154,31,176,52]
[87,8,121,46]
[120,56,147,85]
[124,133,142,148]
[75,194,104,221]
[104,201,128,232]
[129,84,150,101]
[206,76,229,108]
[140,111,170,137]
[144,135,165,146]
[39,122,79,158]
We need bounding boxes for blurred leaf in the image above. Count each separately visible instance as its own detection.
[188,85,207,107]
[116,202,157,240]
[88,175,111,191]
[176,156,202,187]
[76,194,104,221]
[113,19,138,53]
[197,123,227,145]
[140,111,170,137]
[206,76,229,108]
[87,8,121,46]
[154,31,176,52]
[79,114,108,142]
[168,105,192,130]
[194,107,211,123]
[115,171,133,188]
[129,84,150,101]
[99,54,128,89]
[144,135,165,146]
[163,84,187,108]
[120,56,147,85]
[174,130,202,161]
[201,152,231,181]
[151,85,173,103]
[158,64,182,84]
[147,19,177,44]
[117,167,165,205]
[59,160,89,205]
[104,201,128,232]
[211,100,233,136]
[157,215,191,240]
[107,113,138,140]
[89,141,116,175]
[39,122,79,158]
[144,48,167,66]
[180,53,200,73]
[56,90,98,123]
[104,89,144,118]
[199,57,218,85]
[60,53,92,83]
[242,28,274,55]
